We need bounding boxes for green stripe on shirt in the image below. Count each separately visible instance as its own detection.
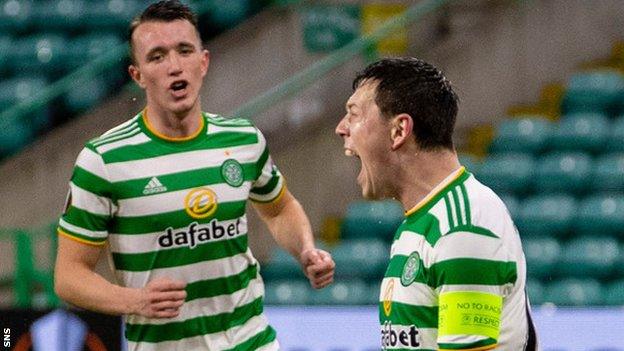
[125,296,264,342]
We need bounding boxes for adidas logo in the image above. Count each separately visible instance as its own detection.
[143,177,167,195]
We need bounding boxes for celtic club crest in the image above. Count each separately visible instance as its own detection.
[221,159,244,187]
[401,251,421,286]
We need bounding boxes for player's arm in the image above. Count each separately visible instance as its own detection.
[55,145,186,317]
[54,235,186,317]
[252,188,335,289]
[431,229,516,351]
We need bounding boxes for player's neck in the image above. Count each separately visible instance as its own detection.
[144,104,203,139]
[395,149,461,214]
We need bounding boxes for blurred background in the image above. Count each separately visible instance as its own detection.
[1,0,624,350]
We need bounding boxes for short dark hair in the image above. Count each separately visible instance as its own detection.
[128,0,200,63]
[353,57,459,150]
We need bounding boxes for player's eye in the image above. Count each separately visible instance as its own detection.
[149,53,164,62]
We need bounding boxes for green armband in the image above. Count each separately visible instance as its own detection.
[438,291,502,340]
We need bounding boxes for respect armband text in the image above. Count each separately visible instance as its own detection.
[438,291,502,340]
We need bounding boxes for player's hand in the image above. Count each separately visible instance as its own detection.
[132,277,187,318]
[300,248,335,289]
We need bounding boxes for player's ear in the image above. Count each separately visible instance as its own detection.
[390,113,413,151]
[200,49,210,77]
[128,64,146,89]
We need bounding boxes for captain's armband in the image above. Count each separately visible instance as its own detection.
[438,291,502,341]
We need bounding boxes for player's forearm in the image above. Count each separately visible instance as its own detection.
[54,262,139,316]
[266,196,315,263]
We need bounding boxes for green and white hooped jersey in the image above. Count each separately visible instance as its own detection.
[58,111,282,351]
[379,167,537,351]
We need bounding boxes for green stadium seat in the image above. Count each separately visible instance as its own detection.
[331,239,388,279]
[489,116,552,154]
[64,76,112,113]
[261,249,305,281]
[0,0,33,34]
[549,113,608,153]
[604,279,624,306]
[264,280,311,305]
[0,36,11,73]
[515,194,576,238]
[341,200,403,241]
[498,193,520,220]
[577,194,624,237]
[476,153,534,195]
[8,34,68,74]
[526,278,545,306]
[590,153,624,191]
[562,70,624,115]
[207,0,251,29]
[31,0,86,32]
[0,118,34,157]
[311,279,369,305]
[534,152,591,194]
[66,33,124,71]
[0,76,50,131]
[83,0,137,33]
[605,116,624,152]
[522,237,561,279]
[544,278,603,306]
[557,236,619,278]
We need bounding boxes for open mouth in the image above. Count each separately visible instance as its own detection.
[344,148,360,158]
[170,80,189,95]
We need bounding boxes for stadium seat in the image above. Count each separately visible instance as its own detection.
[562,70,624,115]
[261,249,305,281]
[7,34,68,75]
[83,0,137,33]
[498,193,520,220]
[604,279,624,306]
[605,116,624,152]
[522,237,561,279]
[0,76,50,131]
[590,153,624,191]
[0,36,11,74]
[0,0,33,34]
[544,278,603,306]
[489,116,551,154]
[64,76,113,113]
[526,278,545,306]
[341,200,403,241]
[66,33,124,71]
[32,0,88,32]
[264,280,311,305]
[331,239,388,279]
[207,0,251,29]
[557,236,619,278]
[534,152,591,194]
[549,113,608,153]
[515,194,576,238]
[577,194,624,237]
[311,279,369,305]
[476,153,534,195]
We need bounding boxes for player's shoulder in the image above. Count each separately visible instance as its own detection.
[204,112,256,129]
[85,113,144,154]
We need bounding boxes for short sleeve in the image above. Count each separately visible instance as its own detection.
[429,229,517,350]
[249,129,285,203]
[58,145,114,246]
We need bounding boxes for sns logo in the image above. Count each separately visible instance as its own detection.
[184,188,217,219]
[4,328,10,348]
